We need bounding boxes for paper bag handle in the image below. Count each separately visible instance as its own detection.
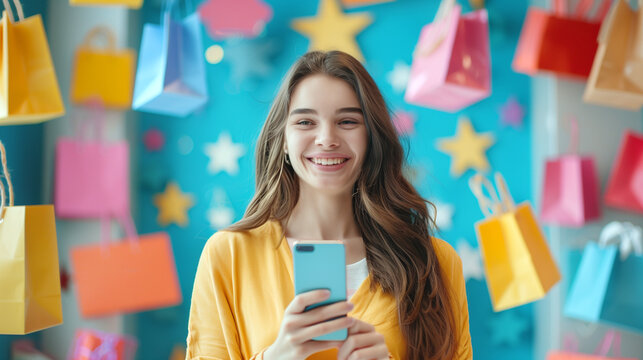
[81,26,117,50]
[100,214,140,250]
[553,0,611,21]
[73,101,106,142]
[599,221,643,260]
[2,0,24,23]
[568,116,579,155]
[0,140,14,223]
[594,330,622,357]
[469,172,515,218]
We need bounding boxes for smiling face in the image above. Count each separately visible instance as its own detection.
[284,74,368,196]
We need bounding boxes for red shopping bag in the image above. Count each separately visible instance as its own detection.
[513,0,610,78]
[604,130,643,214]
[540,118,601,226]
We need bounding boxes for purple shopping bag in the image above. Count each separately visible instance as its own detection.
[54,109,130,218]
[404,2,491,112]
[540,118,601,226]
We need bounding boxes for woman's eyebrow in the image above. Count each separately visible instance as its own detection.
[289,108,317,116]
[336,107,363,115]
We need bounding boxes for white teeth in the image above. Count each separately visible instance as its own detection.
[312,158,346,165]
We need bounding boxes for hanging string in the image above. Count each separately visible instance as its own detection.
[0,140,15,223]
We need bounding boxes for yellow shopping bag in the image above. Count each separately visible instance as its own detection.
[70,0,142,9]
[0,140,63,334]
[583,0,643,110]
[469,172,561,311]
[0,0,65,125]
[70,27,135,109]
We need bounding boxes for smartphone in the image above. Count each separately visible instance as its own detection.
[293,240,348,341]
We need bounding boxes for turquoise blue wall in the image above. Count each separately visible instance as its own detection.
[136,0,532,359]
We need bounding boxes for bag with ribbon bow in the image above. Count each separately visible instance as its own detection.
[513,0,610,79]
[540,117,601,227]
[71,26,135,109]
[403,0,491,112]
[0,0,65,125]
[70,215,182,318]
[68,329,137,360]
[564,221,643,333]
[584,0,643,110]
[547,331,638,359]
[470,172,561,311]
[132,0,208,117]
[0,140,63,334]
[54,105,130,219]
[604,130,643,215]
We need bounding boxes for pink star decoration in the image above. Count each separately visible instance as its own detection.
[143,128,165,152]
[198,0,273,40]
[392,110,416,136]
[500,97,525,127]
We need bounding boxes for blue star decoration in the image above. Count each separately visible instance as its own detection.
[223,37,276,86]
[488,310,529,346]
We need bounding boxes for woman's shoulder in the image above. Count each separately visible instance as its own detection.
[431,237,464,277]
[203,220,282,256]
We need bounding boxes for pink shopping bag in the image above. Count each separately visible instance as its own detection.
[540,118,601,226]
[404,1,491,112]
[54,108,129,218]
[68,329,137,360]
[604,130,643,215]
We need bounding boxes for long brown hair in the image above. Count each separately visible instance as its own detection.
[228,51,457,359]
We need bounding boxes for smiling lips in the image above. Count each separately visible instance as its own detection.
[309,157,348,165]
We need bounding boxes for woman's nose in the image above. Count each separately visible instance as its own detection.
[314,123,340,148]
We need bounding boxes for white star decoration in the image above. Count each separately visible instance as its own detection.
[207,188,235,229]
[208,206,235,229]
[456,239,484,282]
[204,132,246,175]
[432,201,454,230]
[387,61,411,93]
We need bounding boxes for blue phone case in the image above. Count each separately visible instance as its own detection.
[293,241,347,341]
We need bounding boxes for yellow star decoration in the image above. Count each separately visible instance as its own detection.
[437,117,495,178]
[154,182,195,227]
[291,0,372,62]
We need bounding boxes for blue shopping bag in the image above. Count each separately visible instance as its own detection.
[564,222,643,333]
[132,9,208,117]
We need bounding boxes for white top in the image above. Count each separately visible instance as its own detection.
[287,239,369,300]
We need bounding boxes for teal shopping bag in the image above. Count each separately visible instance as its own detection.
[132,5,208,117]
[564,222,643,333]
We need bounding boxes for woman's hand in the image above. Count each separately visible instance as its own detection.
[264,289,355,360]
[336,319,390,360]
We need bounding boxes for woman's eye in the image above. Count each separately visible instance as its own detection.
[340,119,359,125]
[296,120,313,125]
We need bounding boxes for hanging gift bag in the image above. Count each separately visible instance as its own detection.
[584,0,643,110]
[132,0,208,117]
[604,130,643,215]
[404,0,491,112]
[0,141,62,334]
[540,118,601,226]
[69,0,142,9]
[513,0,610,79]
[547,331,638,360]
[70,27,135,109]
[67,329,137,360]
[564,222,643,333]
[70,216,182,318]
[0,0,65,125]
[469,172,561,311]
[54,107,130,219]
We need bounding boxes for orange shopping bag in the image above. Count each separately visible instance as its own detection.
[584,0,643,110]
[0,0,65,125]
[0,140,62,334]
[469,172,561,311]
[70,27,135,109]
[70,216,181,318]
[70,0,142,9]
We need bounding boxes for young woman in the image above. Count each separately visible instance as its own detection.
[187,51,472,360]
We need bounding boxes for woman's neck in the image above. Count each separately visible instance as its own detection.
[285,185,361,241]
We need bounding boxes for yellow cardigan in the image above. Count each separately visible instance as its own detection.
[186,220,473,359]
